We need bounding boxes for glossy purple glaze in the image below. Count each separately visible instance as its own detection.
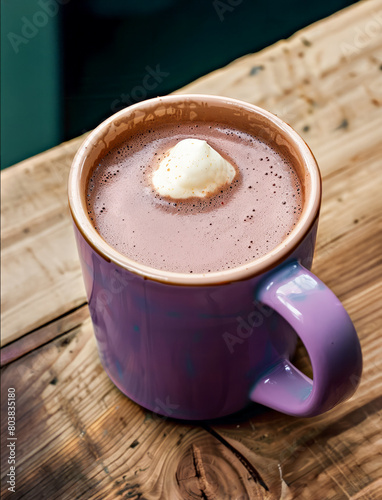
[73,218,361,420]
[70,96,363,420]
[250,262,362,416]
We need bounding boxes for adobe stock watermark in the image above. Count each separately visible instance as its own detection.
[92,265,133,315]
[6,388,17,493]
[272,102,299,127]
[110,65,170,113]
[7,0,70,54]
[222,300,273,353]
[213,0,244,22]
[151,397,180,423]
[340,10,382,60]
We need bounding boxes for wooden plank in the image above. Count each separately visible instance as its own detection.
[0,305,88,367]
[1,136,87,346]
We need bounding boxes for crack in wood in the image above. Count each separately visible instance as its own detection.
[204,426,269,492]
[21,301,87,338]
[1,303,88,366]
[192,444,217,500]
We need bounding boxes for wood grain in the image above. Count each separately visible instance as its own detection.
[1,0,382,498]
[1,136,87,346]
[0,305,89,367]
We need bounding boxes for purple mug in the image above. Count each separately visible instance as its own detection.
[68,95,362,420]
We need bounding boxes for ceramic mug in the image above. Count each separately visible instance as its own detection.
[68,95,362,420]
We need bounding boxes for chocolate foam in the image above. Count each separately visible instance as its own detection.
[87,121,303,273]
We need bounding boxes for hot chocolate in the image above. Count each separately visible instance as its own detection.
[86,121,303,274]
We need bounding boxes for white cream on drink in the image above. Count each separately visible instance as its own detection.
[152,138,236,199]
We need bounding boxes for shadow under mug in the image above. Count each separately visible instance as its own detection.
[68,95,362,420]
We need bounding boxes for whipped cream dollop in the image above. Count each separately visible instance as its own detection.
[152,138,236,199]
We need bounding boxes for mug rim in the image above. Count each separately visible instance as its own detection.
[68,94,321,286]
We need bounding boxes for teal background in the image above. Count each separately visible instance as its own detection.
[1,0,62,169]
[1,0,358,169]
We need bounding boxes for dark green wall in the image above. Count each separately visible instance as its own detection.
[1,0,358,169]
[1,0,62,169]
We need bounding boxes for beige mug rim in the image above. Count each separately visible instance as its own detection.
[68,94,321,286]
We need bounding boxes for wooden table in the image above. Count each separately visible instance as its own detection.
[2,1,382,498]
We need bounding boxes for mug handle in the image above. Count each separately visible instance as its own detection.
[250,261,362,417]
